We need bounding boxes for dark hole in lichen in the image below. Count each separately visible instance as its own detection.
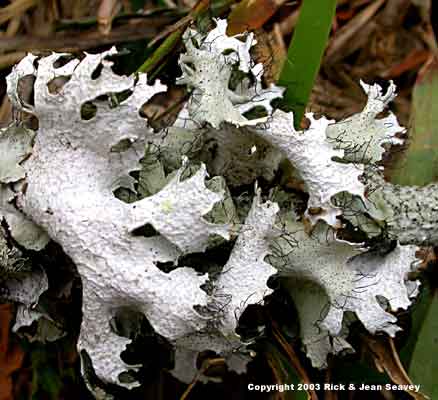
[17,75,36,107]
[108,89,133,108]
[154,261,177,273]
[131,223,159,237]
[110,138,132,152]
[110,307,146,339]
[242,106,268,120]
[236,303,266,341]
[47,76,71,94]
[80,101,97,120]
[91,63,103,80]
[53,55,76,69]
[113,187,137,204]
[228,68,249,91]
[117,371,137,385]
[111,307,174,371]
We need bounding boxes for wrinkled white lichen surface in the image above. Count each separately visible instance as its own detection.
[273,215,419,367]
[1,19,427,393]
[177,19,283,128]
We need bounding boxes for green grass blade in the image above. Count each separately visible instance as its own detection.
[400,284,433,368]
[278,0,337,129]
[137,28,183,74]
[390,59,438,185]
[408,288,438,399]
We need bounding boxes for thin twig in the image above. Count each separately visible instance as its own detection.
[0,19,168,55]
[278,9,299,36]
[97,0,122,35]
[6,16,21,38]
[147,0,210,48]
[0,97,12,126]
[179,358,225,400]
[0,0,38,26]
[325,0,385,63]
[147,14,192,48]
[271,320,318,400]
[0,51,26,70]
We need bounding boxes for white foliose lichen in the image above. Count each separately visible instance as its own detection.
[1,185,49,250]
[271,213,420,368]
[326,81,405,164]
[0,121,50,250]
[171,190,278,383]
[150,103,285,187]
[2,17,428,395]
[0,233,27,279]
[177,19,284,128]
[6,48,232,387]
[0,247,58,341]
[1,264,48,307]
[251,111,366,226]
[0,124,35,184]
[332,167,438,246]
[130,158,230,253]
[214,189,278,337]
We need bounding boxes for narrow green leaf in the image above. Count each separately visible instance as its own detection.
[137,29,183,74]
[408,288,438,399]
[391,59,438,185]
[264,342,308,400]
[136,0,211,74]
[400,284,433,368]
[278,0,337,129]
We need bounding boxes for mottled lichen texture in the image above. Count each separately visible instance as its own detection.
[361,169,438,246]
[172,192,278,383]
[177,19,283,128]
[270,208,419,368]
[4,49,231,386]
[0,19,431,393]
[326,80,405,164]
[251,111,366,226]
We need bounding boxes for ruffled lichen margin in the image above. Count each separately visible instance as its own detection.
[0,19,430,391]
